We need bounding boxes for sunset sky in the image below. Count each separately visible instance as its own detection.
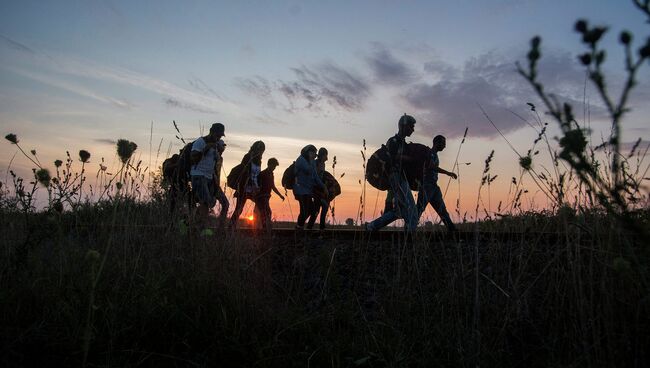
[1,0,648,223]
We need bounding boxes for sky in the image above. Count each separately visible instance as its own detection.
[1,0,649,223]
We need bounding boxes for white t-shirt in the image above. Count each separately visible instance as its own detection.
[190,137,217,179]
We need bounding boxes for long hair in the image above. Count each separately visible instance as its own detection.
[300,144,317,160]
[243,140,265,166]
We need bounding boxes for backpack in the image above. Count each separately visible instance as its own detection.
[365,145,390,191]
[281,162,296,190]
[314,171,341,201]
[226,163,246,190]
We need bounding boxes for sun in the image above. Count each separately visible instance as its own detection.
[246,215,254,222]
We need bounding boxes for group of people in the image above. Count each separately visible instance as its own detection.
[183,122,334,231]
[365,114,457,233]
[175,113,457,233]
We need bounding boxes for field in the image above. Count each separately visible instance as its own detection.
[1,197,648,367]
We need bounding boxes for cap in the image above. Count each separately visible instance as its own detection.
[210,123,225,136]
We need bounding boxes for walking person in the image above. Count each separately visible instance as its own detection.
[230,141,265,228]
[366,114,419,232]
[307,147,330,230]
[190,123,226,225]
[213,139,229,224]
[293,145,328,230]
[417,135,457,232]
[254,157,285,230]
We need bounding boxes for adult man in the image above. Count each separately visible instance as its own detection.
[254,157,285,230]
[417,135,457,232]
[366,114,419,232]
[190,123,225,224]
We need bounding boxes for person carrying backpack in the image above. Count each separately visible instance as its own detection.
[366,114,418,233]
[230,140,265,228]
[254,157,285,230]
[293,145,328,230]
[307,147,330,230]
[190,123,225,225]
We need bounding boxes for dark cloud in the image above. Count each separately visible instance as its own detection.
[164,97,219,114]
[236,63,370,113]
[403,50,609,139]
[94,138,117,145]
[365,43,418,85]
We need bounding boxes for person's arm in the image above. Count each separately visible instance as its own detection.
[436,166,457,179]
[272,183,285,200]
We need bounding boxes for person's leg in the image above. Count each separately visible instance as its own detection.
[319,199,329,230]
[296,195,310,228]
[429,183,456,231]
[214,186,229,223]
[367,180,400,231]
[392,174,417,232]
[230,194,246,228]
[307,196,320,229]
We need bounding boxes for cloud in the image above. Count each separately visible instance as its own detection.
[403,50,609,139]
[94,138,117,145]
[0,34,36,55]
[164,97,220,114]
[365,43,418,85]
[4,65,134,109]
[0,36,239,116]
[237,63,371,113]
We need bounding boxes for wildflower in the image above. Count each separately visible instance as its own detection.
[574,19,588,34]
[619,31,632,45]
[54,159,63,168]
[30,149,36,156]
[116,139,137,163]
[116,182,123,190]
[5,133,18,144]
[519,156,532,171]
[579,53,592,65]
[79,150,91,163]
[35,168,51,187]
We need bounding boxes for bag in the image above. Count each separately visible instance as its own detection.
[403,143,431,191]
[226,163,245,190]
[315,171,341,201]
[365,145,390,190]
[281,162,296,189]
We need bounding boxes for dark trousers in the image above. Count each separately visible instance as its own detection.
[230,193,252,228]
[254,195,272,229]
[296,194,317,228]
[307,197,329,230]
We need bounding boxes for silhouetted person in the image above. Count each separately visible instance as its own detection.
[190,123,225,225]
[230,140,265,228]
[417,135,457,232]
[254,157,285,230]
[213,139,229,224]
[366,114,418,232]
[307,147,330,230]
[293,145,328,229]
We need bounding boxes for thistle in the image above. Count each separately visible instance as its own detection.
[117,139,137,164]
[79,150,91,163]
[36,168,51,187]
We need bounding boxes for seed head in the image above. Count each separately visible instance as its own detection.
[579,53,592,65]
[36,168,51,187]
[619,31,632,45]
[79,150,91,163]
[574,19,588,34]
[519,155,532,171]
[5,134,18,144]
[54,159,63,168]
[116,139,137,163]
